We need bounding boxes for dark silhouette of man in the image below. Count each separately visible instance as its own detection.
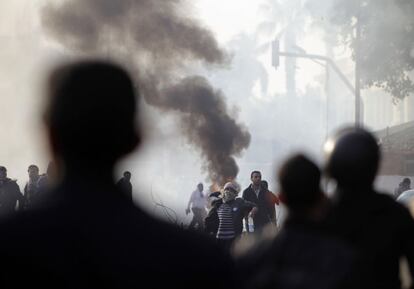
[242,171,278,233]
[0,166,24,216]
[238,154,356,289]
[0,60,234,289]
[23,164,40,210]
[324,127,414,289]
[116,171,133,201]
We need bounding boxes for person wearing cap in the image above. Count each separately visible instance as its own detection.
[0,166,24,216]
[205,181,257,253]
[186,182,207,230]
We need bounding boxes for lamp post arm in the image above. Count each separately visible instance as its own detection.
[277,51,355,96]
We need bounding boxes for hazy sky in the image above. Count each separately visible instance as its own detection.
[0,0,403,223]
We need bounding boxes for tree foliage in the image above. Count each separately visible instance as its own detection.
[307,0,414,100]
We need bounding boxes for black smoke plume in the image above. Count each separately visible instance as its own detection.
[41,0,251,184]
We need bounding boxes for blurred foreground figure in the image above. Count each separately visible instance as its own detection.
[0,166,24,216]
[0,60,234,289]
[324,127,414,289]
[239,154,355,289]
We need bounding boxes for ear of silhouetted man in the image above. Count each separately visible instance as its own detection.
[43,60,141,173]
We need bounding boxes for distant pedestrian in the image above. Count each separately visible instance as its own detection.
[260,180,279,225]
[0,166,24,216]
[242,171,278,233]
[186,182,207,230]
[23,164,40,210]
[116,171,133,201]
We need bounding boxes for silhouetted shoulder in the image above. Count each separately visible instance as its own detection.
[372,192,414,219]
[0,186,234,289]
[238,226,356,289]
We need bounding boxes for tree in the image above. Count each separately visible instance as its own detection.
[307,0,414,100]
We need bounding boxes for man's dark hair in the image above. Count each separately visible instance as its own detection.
[261,180,269,190]
[44,60,140,167]
[250,170,261,178]
[28,165,39,171]
[403,178,411,185]
[124,171,131,177]
[278,154,321,210]
[0,166,6,172]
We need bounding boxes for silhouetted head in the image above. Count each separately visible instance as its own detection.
[0,166,7,181]
[250,171,262,186]
[44,60,140,173]
[197,183,203,192]
[402,178,411,187]
[324,127,380,191]
[123,171,132,181]
[278,154,322,211]
[28,165,39,180]
[261,180,269,190]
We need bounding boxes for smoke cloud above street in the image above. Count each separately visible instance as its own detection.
[41,0,251,184]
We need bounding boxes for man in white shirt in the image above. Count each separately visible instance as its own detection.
[186,183,207,230]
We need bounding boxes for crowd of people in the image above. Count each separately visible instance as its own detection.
[0,163,132,216]
[185,172,280,253]
[0,59,413,289]
[0,163,54,216]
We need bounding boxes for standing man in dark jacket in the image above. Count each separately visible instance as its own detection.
[116,171,133,202]
[324,127,414,289]
[23,164,40,210]
[0,166,24,216]
[242,171,278,233]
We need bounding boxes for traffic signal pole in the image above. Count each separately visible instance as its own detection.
[272,39,358,125]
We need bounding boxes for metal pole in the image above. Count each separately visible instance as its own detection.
[355,11,362,127]
[274,47,359,128]
[325,63,330,140]
[277,51,355,96]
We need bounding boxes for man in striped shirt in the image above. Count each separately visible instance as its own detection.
[205,181,257,253]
